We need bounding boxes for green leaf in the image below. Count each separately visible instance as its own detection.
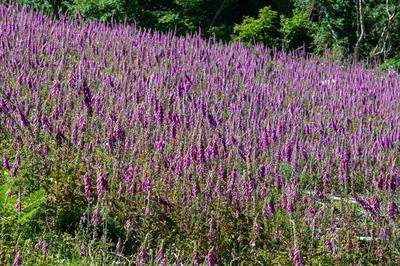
[18,189,47,225]
[0,177,16,207]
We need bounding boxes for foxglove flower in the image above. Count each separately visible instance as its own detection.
[115,239,123,254]
[387,198,398,221]
[124,219,133,233]
[96,168,107,201]
[82,173,92,202]
[2,154,9,170]
[15,199,21,213]
[192,250,199,266]
[92,209,99,227]
[79,246,85,257]
[35,238,48,254]
[12,252,22,266]
[207,250,216,266]
[293,241,302,266]
[156,247,166,266]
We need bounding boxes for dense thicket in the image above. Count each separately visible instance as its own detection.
[9,0,400,68]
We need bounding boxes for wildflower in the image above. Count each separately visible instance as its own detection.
[156,247,166,266]
[207,249,216,266]
[81,215,87,224]
[115,239,123,254]
[293,241,302,266]
[82,173,92,202]
[96,168,107,201]
[2,154,10,170]
[387,198,398,221]
[192,250,199,266]
[262,200,275,218]
[124,219,133,233]
[15,200,21,213]
[12,252,22,266]
[376,247,384,257]
[17,108,28,128]
[11,154,20,176]
[79,246,85,257]
[207,231,214,242]
[35,238,48,254]
[369,196,380,214]
[208,217,215,228]
[139,248,149,264]
[91,209,99,227]
[141,177,151,192]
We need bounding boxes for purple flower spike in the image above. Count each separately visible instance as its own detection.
[12,252,22,266]
[35,238,48,254]
[96,168,107,201]
[2,154,10,170]
[83,173,92,202]
[207,249,216,266]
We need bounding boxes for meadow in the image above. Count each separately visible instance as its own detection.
[0,3,399,265]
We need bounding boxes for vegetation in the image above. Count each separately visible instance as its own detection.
[1,3,400,265]
[9,0,400,68]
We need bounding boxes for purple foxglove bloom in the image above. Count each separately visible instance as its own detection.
[156,140,165,153]
[353,192,377,218]
[35,238,48,254]
[15,200,21,213]
[207,231,214,242]
[375,247,384,257]
[141,177,151,192]
[50,79,60,97]
[92,209,99,227]
[369,196,380,214]
[139,248,149,263]
[322,170,330,187]
[83,173,92,202]
[379,227,389,239]
[156,247,166,266]
[338,174,346,187]
[55,126,64,147]
[192,180,200,196]
[2,154,9,170]
[12,252,22,266]
[115,239,123,254]
[293,242,302,266]
[96,168,107,201]
[11,153,20,177]
[208,217,215,228]
[262,200,275,218]
[387,198,398,221]
[17,108,28,129]
[5,188,12,198]
[79,246,85,257]
[207,250,216,266]
[192,250,199,266]
[124,219,133,233]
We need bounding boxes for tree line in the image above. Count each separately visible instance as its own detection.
[10,0,400,69]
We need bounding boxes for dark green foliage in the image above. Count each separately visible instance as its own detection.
[280,9,314,51]
[233,6,280,47]
[9,0,400,65]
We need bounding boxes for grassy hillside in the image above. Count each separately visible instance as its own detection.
[0,3,399,265]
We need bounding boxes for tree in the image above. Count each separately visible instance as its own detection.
[233,6,280,47]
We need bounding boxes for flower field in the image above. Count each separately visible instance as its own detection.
[0,3,399,265]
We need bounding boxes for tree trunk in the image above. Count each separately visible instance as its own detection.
[354,0,365,61]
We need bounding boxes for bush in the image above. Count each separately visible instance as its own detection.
[280,9,314,51]
[233,6,280,47]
